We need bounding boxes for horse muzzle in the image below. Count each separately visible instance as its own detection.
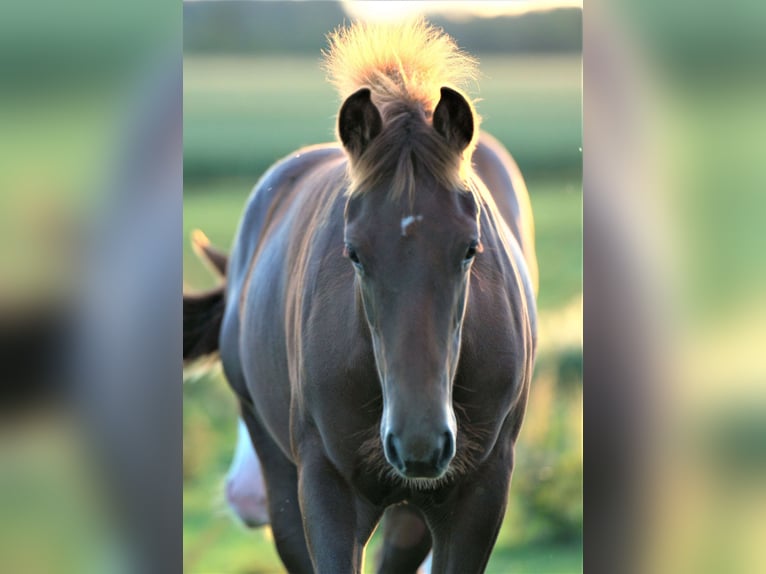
[383,427,456,479]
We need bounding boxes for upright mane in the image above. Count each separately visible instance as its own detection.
[323,20,481,199]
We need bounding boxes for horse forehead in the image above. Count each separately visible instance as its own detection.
[400,214,424,237]
[351,186,464,242]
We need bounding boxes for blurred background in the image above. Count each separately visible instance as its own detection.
[583,2,766,573]
[182,2,582,573]
[1,1,182,572]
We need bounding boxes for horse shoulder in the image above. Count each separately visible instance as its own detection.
[220,144,345,401]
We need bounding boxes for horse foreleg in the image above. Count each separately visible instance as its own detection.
[297,440,382,574]
[376,504,432,574]
[240,407,314,574]
[423,444,514,574]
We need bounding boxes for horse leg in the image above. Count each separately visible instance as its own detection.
[423,444,515,574]
[376,504,432,574]
[240,406,314,574]
[297,438,382,574]
[225,417,270,528]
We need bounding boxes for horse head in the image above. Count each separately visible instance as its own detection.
[339,87,481,481]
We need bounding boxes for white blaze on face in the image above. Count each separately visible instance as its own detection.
[225,418,270,528]
[400,214,424,237]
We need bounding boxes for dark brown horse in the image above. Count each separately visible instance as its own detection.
[184,21,537,573]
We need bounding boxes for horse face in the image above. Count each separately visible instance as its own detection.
[339,86,479,482]
[344,184,479,480]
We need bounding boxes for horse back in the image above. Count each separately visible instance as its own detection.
[226,134,534,299]
[473,133,538,293]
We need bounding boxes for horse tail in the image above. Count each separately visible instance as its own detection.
[184,230,227,361]
[191,229,227,277]
[183,287,224,361]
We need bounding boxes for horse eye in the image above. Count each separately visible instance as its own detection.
[344,244,361,265]
[464,240,480,262]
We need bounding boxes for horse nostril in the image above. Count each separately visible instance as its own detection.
[385,433,405,472]
[438,431,455,468]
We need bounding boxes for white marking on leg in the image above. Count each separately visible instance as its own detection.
[400,214,423,237]
[225,418,270,528]
[419,551,433,574]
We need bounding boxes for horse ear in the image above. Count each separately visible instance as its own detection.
[432,87,474,152]
[338,88,382,159]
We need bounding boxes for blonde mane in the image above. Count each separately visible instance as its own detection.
[323,19,481,199]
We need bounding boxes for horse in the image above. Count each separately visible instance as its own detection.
[183,20,538,573]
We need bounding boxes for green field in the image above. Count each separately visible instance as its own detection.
[184,54,582,573]
[183,55,582,180]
